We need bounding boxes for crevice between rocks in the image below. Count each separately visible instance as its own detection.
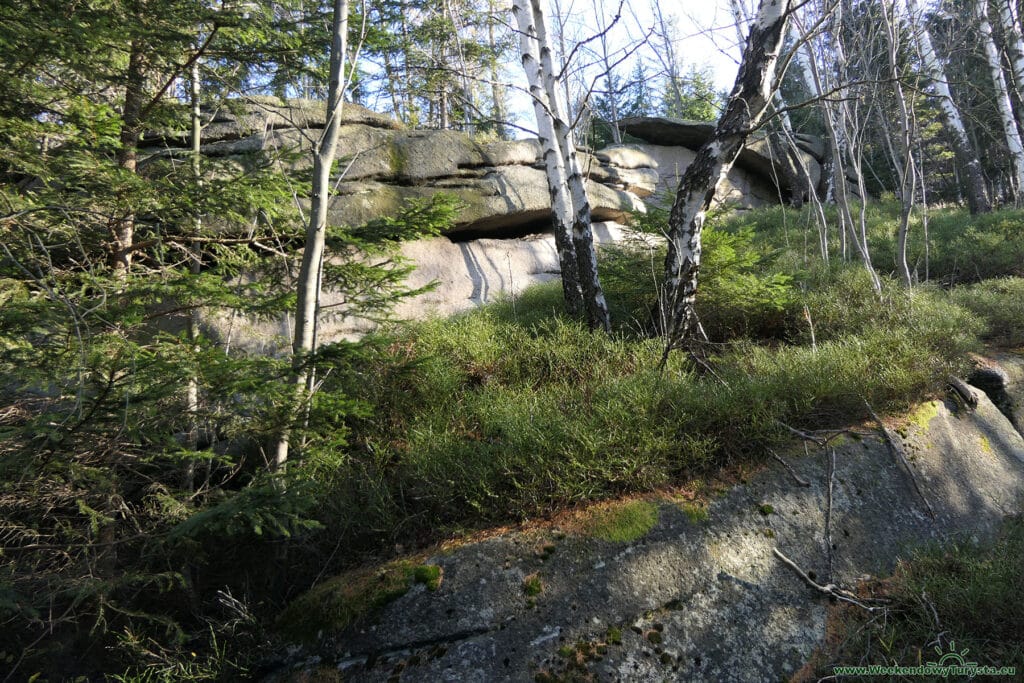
[968,365,1023,437]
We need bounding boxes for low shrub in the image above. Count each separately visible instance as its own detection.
[950,277,1024,346]
[813,517,1024,676]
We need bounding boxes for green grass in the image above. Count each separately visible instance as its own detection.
[325,248,990,544]
[817,516,1024,677]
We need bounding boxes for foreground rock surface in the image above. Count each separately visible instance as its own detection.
[267,355,1024,682]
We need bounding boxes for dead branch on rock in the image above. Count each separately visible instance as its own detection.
[946,376,978,411]
[768,448,811,487]
[826,446,835,581]
[863,400,936,520]
[776,420,827,447]
[772,547,885,612]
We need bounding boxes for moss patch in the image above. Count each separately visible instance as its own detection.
[679,501,710,524]
[908,400,941,432]
[413,563,444,591]
[277,560,441,640]
[577,499,659,543]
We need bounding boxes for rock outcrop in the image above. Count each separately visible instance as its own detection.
[618,116,827,205]
[265,354,1024,682]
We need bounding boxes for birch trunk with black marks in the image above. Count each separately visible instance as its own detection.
[273,0,348,470]
[512,0,583,316]
[531,0,611,331]
[995,0,1024,134]
[660,0,794,352]
[975,0,1024,200]
[903,0,989,213]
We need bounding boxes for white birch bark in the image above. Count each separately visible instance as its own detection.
[975,0,1024,197]
[902,0,990,212]
[995,0,1024,129]
[729,0,794,132]
[531,0,611,330]
[660,0,795,352]
[273,0,349,470]
[512,0,583,315]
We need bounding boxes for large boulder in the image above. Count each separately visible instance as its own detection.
[618,116,824,203]
[200,222,636,352]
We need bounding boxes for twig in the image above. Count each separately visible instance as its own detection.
[772,547,883,612]
[826,446,835,581]
[776,420,827,447]
[768,448,811,487]
[864,400,936,520]
[920,590,941,631]
[687,351,730,388]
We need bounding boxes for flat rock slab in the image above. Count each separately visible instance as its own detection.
[269,373,1024,683]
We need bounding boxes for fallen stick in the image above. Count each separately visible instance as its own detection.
[826,446,835,581]
[772,547,883,612]
[768,448,811,487]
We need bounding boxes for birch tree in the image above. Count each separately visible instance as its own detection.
[994,0,1024,134]
[903,0,990,213]
[660,0,796,353]
[273,0,349,469]
[513,0,611,330]
[975,0,1024,198]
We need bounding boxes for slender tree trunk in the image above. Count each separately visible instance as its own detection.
[660,0,795,351]
[512,0,583,316]
[976,0,1024,201]
[113,41,146,273]
[903,0,990,213]
[184,53,203,491]
[651,1,686,116]
[531,0,611,331]
[487,0,507,137]
[801,1,880,289]
[594,1,622,144]
[273,0,349,470]
[881,0,917,287]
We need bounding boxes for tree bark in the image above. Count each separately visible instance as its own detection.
[660,0,795,351]
[512,0,583,316]
[881,0,917,286]
[113,41,146,273]
[903,0,990,213]
[995,0,1024,134]
[273,0,349,470]
[531,0,611,331]
[975,0,1024,200]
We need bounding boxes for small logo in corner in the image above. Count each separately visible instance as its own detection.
[925,641,977,669]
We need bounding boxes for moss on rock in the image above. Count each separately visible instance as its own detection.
[276,559,442,641]
[577,499,659,543]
